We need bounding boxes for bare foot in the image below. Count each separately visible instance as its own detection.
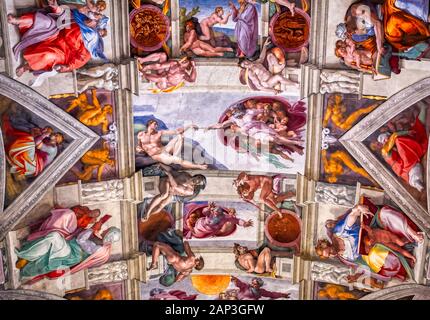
[266,268,273,273]
[147,263,158,271]
[197,164,208,170]
[226,48,234,52]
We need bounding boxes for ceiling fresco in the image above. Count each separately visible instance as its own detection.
[0,0,429,303]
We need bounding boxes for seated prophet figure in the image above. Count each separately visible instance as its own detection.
[315,200,424,288]
[24,206,101,244]
[230,277,290,300]
[377,105,428,192]
[15,208,120,283]
[350,0,430,53]
[3,114,64,179]
[184,202,253,239]
[8,0,108,77]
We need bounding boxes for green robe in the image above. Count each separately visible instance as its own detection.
[16,232,89,278]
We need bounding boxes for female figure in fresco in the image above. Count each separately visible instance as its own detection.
[8,0,108,76]
[199,7,232,42]
[2,114,64,179]
[229,0,259,58]
[315,200,424,288]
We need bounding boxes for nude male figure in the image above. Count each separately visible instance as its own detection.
[143,163,207,220]
[181,21,233,57]
[199,7,231,41]
[148,241,204,282]
[137,53,197,90]
[234,244,273,274]
[234,172,294,217]
[239,39,298,94]
[136,119,208,170]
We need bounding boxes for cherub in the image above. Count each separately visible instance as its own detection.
[77,64,119,93]
[199,7,231,41]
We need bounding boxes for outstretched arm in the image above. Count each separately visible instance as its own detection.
[219,12,231,24]
[207,119,235,130]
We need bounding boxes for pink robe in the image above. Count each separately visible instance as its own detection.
[27,209,78,242]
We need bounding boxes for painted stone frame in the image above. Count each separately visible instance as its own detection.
[0,74,99,239]
[340,77,430,234]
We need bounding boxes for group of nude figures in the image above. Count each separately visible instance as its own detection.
[146,232,284,287]
[138,42,297,94]
[137,0,301,93]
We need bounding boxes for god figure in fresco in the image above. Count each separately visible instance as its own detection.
[184,202,253,239]
[207,98,306,166]
[315,199,424,288]
[8,0,109,77]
